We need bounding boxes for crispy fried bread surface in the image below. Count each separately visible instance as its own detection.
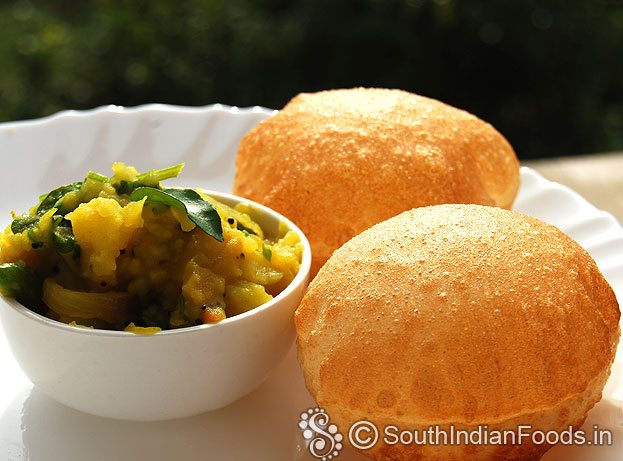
[295,204,620,460]
[234,88,520,275]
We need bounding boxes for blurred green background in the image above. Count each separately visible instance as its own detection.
[0,0,621,158]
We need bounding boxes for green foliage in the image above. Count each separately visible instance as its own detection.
[0,0,621,157]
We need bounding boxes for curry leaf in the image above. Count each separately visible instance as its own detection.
[37,182,82,215]
[11,215,39,234]
[114,180,133,195]
[130,187,223,242]
[0,261,45,314]
[11,181,82,237]
[51,217,77,254]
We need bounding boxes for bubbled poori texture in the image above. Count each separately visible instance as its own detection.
[233,88,520,276]
[295,204,620,461]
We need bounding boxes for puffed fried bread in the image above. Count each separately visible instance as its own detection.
[233,88,520,275]
[295,204,620,461]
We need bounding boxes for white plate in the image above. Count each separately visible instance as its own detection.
[0,105,621,461]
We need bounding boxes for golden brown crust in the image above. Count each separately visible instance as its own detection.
[295,204,620,460]
[325,364,609,460]
[233,88,520,276]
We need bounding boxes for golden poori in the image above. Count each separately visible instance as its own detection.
[295,204,620,460]
[234,88,520,275]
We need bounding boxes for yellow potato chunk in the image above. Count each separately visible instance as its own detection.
[124,322,161,335]
[0,209,57,274]
[170,206,196,232]
[111,162,139,183]
[225,280,273,317]
[67,197,145,285]
[240,255,283,286]
[182,257,225,309]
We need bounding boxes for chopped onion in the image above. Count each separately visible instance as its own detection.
[42,278,137,325]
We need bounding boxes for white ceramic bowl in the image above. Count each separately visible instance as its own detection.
[0,189,311,421]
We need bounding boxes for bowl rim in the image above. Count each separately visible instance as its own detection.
[0,103,278,129]
[0,189,311,338]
